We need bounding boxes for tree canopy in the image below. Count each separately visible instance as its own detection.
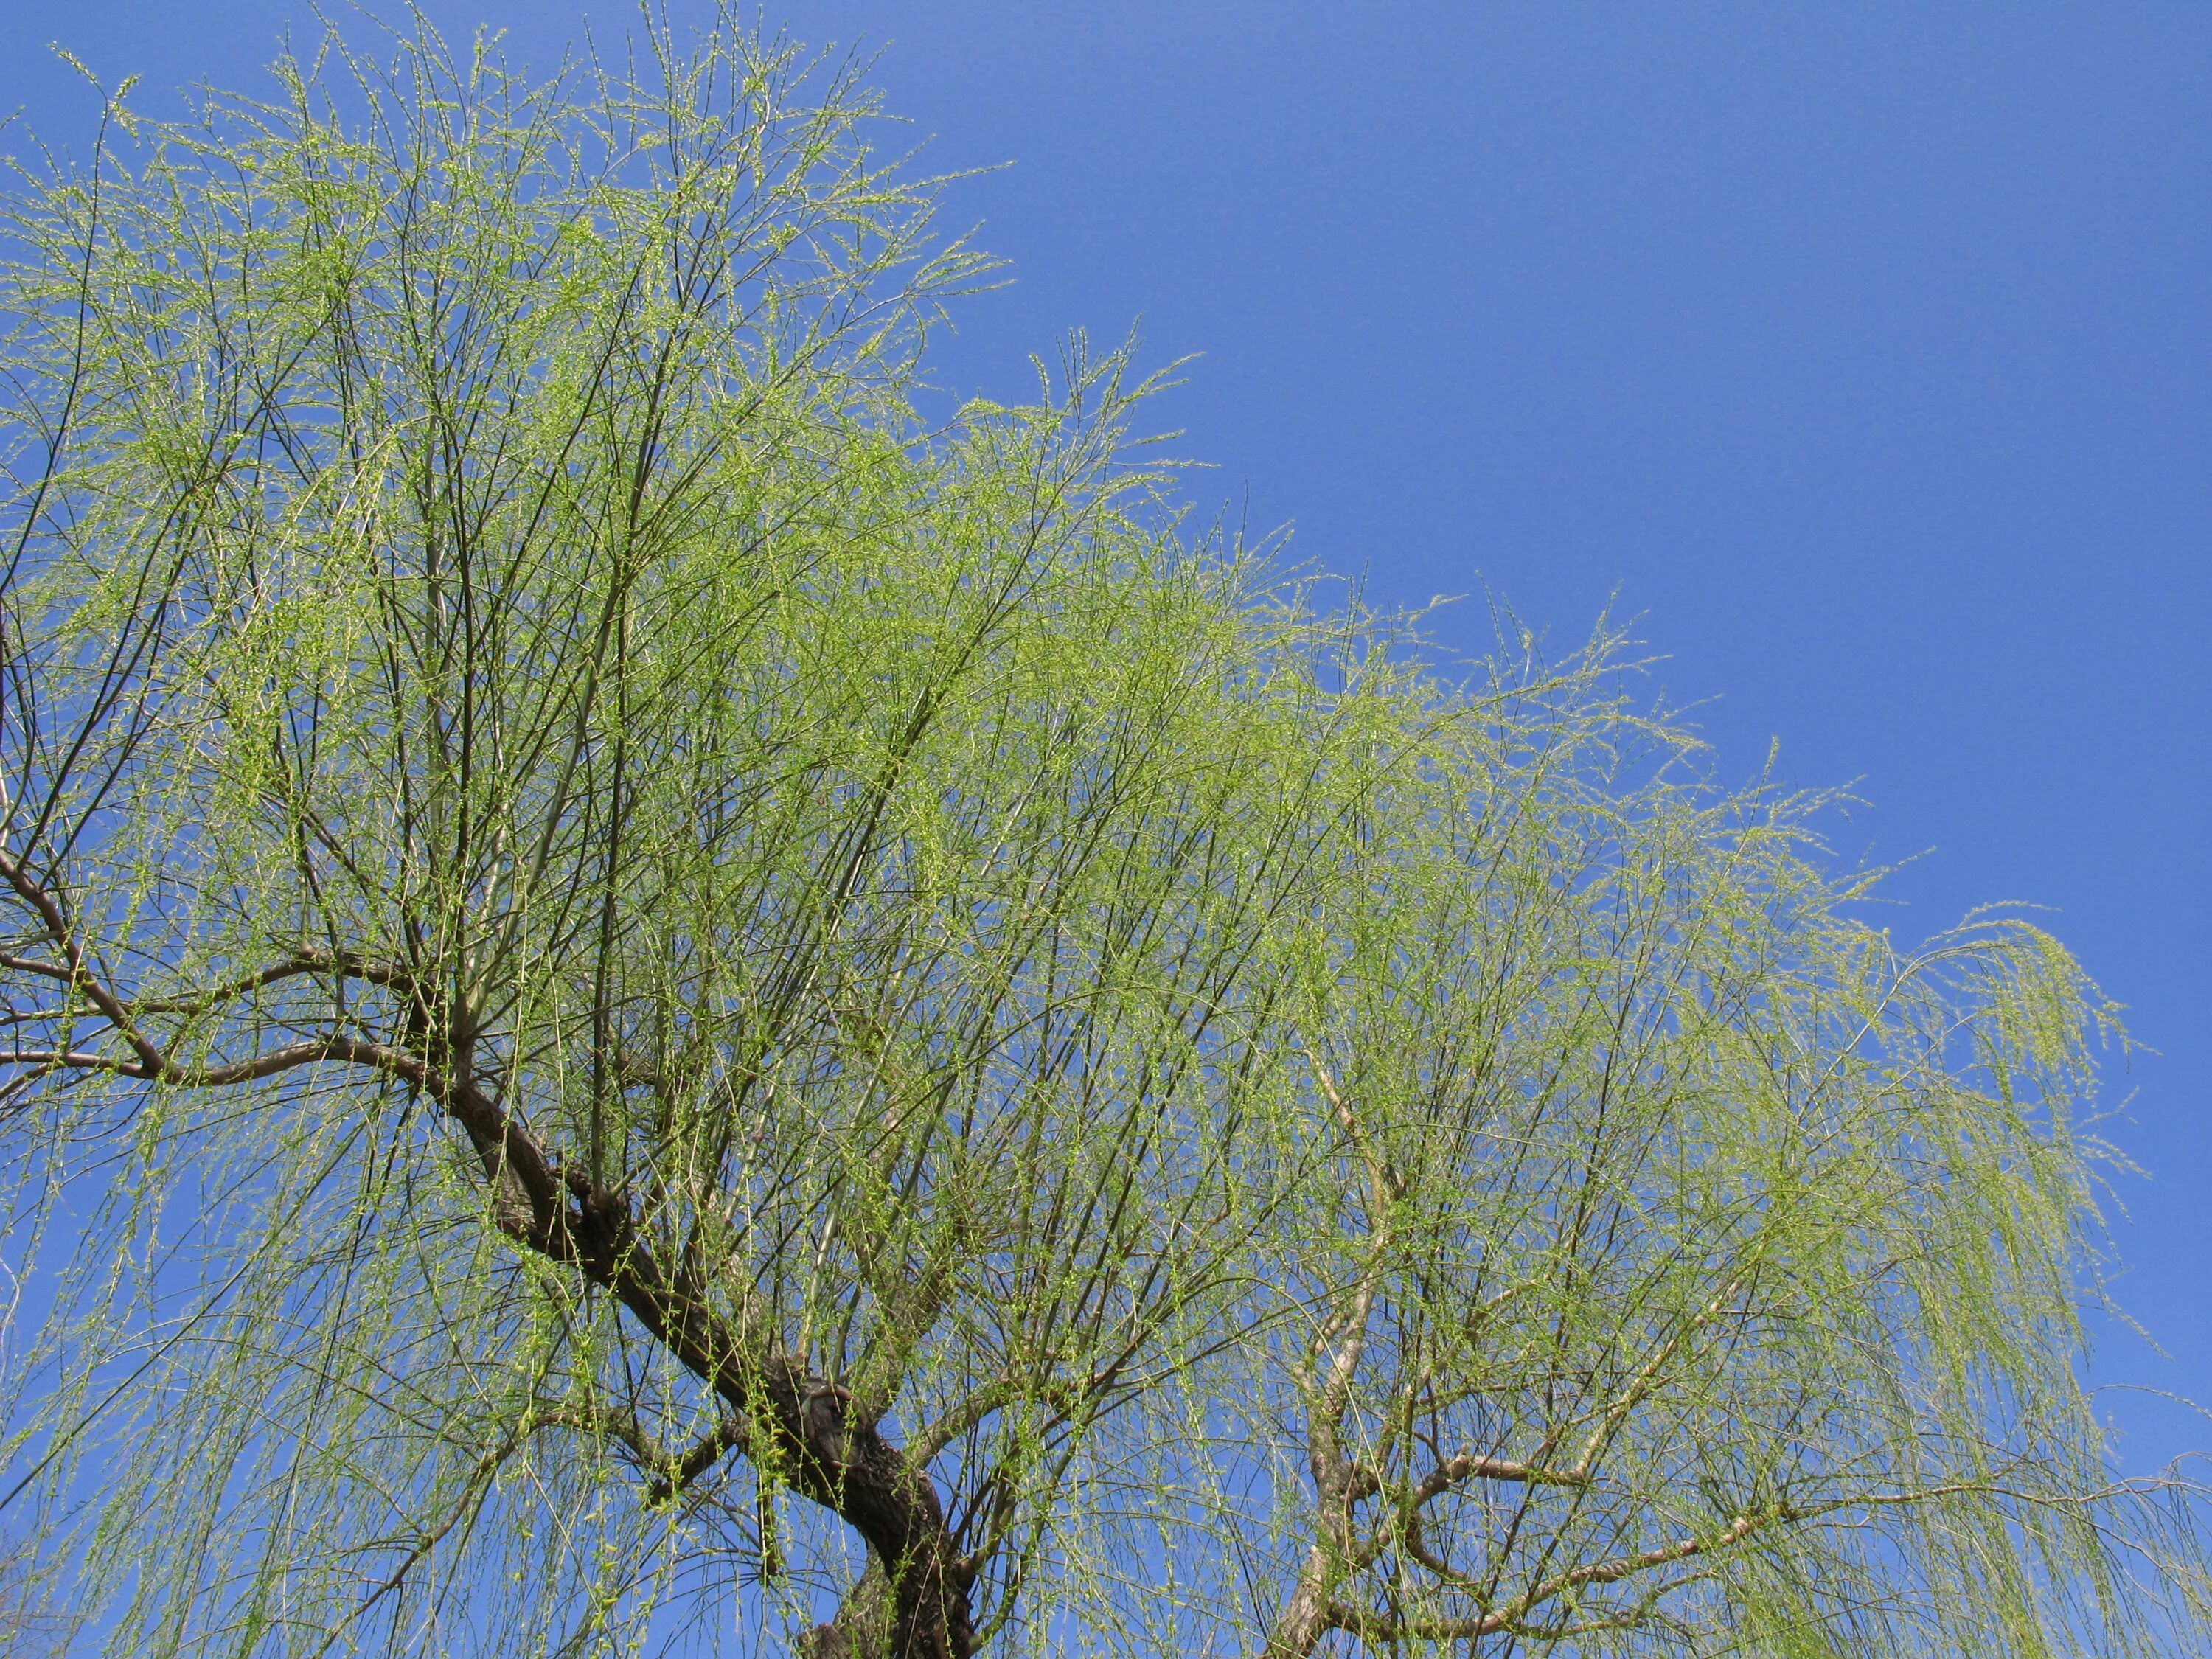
[0,9,2201,1656]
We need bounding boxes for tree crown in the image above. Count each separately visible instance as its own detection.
[0,8,2199,1656]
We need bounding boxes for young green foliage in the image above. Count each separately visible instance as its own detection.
[0,7,2199,1657]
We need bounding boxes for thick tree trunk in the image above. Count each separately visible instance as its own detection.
[437,1065,975,1657]
[0,863,981,1653]
[801,1554,895,1658]
[1262,1545,1337,1658]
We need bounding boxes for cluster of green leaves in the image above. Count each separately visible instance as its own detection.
[0,7,2199,1656]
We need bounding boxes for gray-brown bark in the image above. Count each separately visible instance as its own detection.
[1262,1547,1339,1658]
[448,1068,979,1659]
[800,1554,896,1658]
[0,873,976,1655]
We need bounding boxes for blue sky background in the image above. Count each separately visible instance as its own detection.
[1,2,2204,1475]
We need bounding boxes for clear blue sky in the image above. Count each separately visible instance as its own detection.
[3,1,2204,1472]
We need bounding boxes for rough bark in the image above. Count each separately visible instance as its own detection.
[1262,1546,1338,1658]
[341,1044,978,1655]
[489,1089,978,1659]
[0,887,977,1656]
[800,1553,895,1658]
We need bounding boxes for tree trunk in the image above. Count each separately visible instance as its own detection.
[801,1554,894,1658]
[1261,1545,1337,1658]
[436,1062,975,1656]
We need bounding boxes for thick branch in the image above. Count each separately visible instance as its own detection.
[0,905,970,1651]
[644,1418,746,1508]
[0,853,973,1652]
[1398,1450,1591,1506]
[408,1065,975,1655]
[1265,1042,1411,1659]
[13,1017,968,1655]
[0,849,167,1077]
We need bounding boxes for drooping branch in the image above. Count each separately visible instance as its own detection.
[378,1057,977,1657]
[0,856,975,1655]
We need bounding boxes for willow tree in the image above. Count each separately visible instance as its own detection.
[0,10,2198,1659]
